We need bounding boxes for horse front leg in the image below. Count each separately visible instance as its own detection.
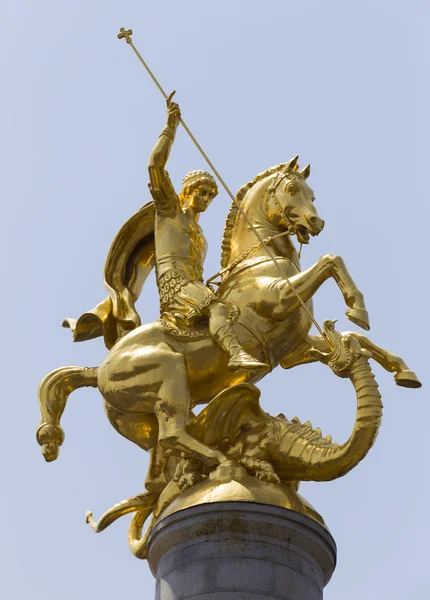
[276,254,370,330]
[345,332,422,388]
[280,334,422,389]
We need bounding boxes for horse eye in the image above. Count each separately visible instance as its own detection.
[285,182,300,195]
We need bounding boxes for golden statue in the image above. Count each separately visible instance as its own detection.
[37,30,422,560]
[148,96,268,373]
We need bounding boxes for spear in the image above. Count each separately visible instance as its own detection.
[117,27,329,342]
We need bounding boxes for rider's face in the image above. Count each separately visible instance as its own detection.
[187,184,217,212]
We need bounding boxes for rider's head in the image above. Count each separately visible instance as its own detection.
[180,170,218,213]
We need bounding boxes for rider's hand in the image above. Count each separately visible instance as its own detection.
[166,91,181,129]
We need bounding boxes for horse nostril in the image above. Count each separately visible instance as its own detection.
[308,215,324,231]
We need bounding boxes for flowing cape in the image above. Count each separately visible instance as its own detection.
[63,202,155,349]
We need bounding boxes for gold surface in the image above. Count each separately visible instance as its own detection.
[154,469,329,530]
[37,95,422,560]
[117,28,326,339]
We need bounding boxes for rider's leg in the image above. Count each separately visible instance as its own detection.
[274,254,369,330]
[154,345,228,467]
[207,302,269,373]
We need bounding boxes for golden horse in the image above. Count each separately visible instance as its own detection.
[37,160,421,493]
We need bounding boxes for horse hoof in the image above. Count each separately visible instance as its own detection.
[346,307,370,331]
[395,370,422,388]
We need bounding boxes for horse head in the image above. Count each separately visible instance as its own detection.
[264,156,324,246]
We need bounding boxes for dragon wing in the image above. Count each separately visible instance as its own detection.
[188,383,266,448]
[63,201,155,349]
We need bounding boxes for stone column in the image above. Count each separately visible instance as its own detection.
[147,501,337,600]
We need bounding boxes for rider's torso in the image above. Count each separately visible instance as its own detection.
[155,210,207,281]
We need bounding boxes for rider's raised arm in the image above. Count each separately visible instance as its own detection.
[148,99,181,213]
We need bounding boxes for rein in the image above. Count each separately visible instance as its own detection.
[118,28,330,344]
[206,230,291,287]
[268,172,304,259]
[206,172,295,288]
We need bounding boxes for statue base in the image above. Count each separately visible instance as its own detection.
[147,498,337,600]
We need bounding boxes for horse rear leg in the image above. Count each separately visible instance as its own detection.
[154,346,227,467]
[277,254,370,330]
[144,445,169,492]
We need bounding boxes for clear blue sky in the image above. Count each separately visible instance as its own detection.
[2,1,428,598]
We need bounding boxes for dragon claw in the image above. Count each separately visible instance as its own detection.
[256,470,281,485]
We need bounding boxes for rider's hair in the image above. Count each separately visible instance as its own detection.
[180,170,218,202]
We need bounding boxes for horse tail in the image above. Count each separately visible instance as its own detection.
[36,366,99,462]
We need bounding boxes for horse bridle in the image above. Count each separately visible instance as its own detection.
[206,170,298,287]
[265,170,297,234]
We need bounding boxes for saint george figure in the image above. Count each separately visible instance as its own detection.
[148,97,268,373]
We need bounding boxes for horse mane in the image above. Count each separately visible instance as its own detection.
[220,162,288,269]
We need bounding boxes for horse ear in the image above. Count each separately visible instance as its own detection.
[300,164,311,179]
[285,155,299,171]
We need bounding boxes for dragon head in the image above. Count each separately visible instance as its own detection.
[306,320,370,378]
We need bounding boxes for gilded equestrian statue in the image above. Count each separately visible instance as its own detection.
[37,97,421,558]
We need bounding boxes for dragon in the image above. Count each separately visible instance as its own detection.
[86,321,384,558]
